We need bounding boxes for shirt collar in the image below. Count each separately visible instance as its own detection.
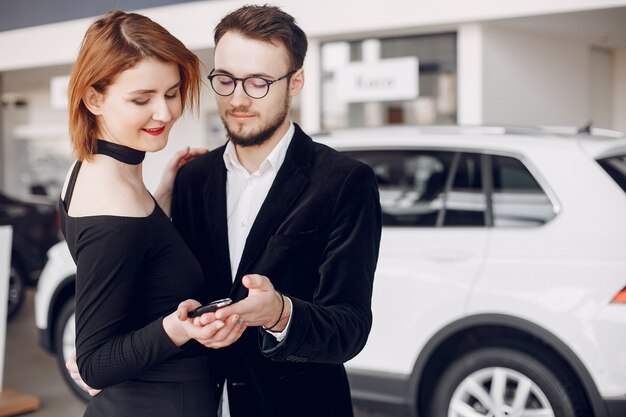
[223,122,295,175]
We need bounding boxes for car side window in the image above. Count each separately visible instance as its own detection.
[344,150,454,226]
[491,155,556,226]
[346,149,555,228]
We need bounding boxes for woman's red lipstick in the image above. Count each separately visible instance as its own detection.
[143,126,165,136]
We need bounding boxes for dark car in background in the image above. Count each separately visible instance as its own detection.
[0,191,60,320]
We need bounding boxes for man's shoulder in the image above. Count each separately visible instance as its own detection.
[308,139,372,179]
[293,124,367,173]
[177,144,226,182]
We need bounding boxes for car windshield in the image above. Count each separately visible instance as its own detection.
[597,154,626,194]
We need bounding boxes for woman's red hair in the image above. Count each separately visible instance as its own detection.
[68,10,201,160]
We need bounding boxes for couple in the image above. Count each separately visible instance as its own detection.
[60,5,382,417]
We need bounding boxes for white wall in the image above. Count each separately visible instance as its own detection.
[590,48,613,129]
[2,0,626,71]
[457,24,484,125]
[614,49,626,134]
[300,39,321,133]
[0,75,4,190]
[0,226,13,389]
[481,24,590,126]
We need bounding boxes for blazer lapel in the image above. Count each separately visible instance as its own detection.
[231,127,313,296]
[202,151,233,298]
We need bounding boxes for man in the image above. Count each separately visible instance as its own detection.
[172,5,381,417]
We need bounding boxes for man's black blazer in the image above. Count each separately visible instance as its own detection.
[172,124,382,417]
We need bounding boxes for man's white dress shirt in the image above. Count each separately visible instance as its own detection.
[220,122,295,416]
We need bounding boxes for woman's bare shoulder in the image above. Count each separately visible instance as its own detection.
[62,162,153,218]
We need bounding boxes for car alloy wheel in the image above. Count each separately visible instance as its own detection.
[449,367,553,416]
[429,347,580,417]
[7,263,25,320]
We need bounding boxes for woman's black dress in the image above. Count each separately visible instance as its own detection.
[59,159,217,417]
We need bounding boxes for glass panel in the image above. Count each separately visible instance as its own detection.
[443,153,486,226]
[492,155,556,227]
[597,154,626,194]
[344,150,454,227]
[321,33,457,129]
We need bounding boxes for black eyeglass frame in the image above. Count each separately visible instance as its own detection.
[207,69,298,99]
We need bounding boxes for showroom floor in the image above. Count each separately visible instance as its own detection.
[5,290,85,417]
[4,290,390,417]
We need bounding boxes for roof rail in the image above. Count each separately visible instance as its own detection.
[501,125,624,138]
[312,124,624,139]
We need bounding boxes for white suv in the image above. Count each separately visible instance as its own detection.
[36,126,626,417]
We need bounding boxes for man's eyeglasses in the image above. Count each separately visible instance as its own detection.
[207,69,297,99]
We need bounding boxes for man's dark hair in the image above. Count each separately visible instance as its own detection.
[214,5,308,71]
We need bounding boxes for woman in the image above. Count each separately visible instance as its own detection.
[60,10,243,417]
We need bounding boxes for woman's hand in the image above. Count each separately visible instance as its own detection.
[154,147,208,217]
[66,350,102,397]
[167,299,248,349]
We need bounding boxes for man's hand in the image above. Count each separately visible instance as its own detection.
[209,274,291,332]
[175,300,248,349]
[66,350,101,397]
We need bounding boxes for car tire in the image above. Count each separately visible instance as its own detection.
[7,260,27,321]
[429,347,580,417]
[54,299,90,403]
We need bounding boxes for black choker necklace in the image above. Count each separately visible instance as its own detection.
[96,140,145,165]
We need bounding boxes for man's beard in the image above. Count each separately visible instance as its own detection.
[223,95,290,148]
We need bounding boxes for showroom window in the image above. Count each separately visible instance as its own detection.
[345,149,555,228]
[321,33,457,129]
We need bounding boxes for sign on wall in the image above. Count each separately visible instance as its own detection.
[336,57,419,103]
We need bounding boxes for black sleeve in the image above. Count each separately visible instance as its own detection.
[261,163,382,363]
[171,163,201,250]
[74,221,181,389]
[171,167,190,239]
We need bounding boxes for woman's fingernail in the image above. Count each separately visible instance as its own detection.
[176,311,181,318]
